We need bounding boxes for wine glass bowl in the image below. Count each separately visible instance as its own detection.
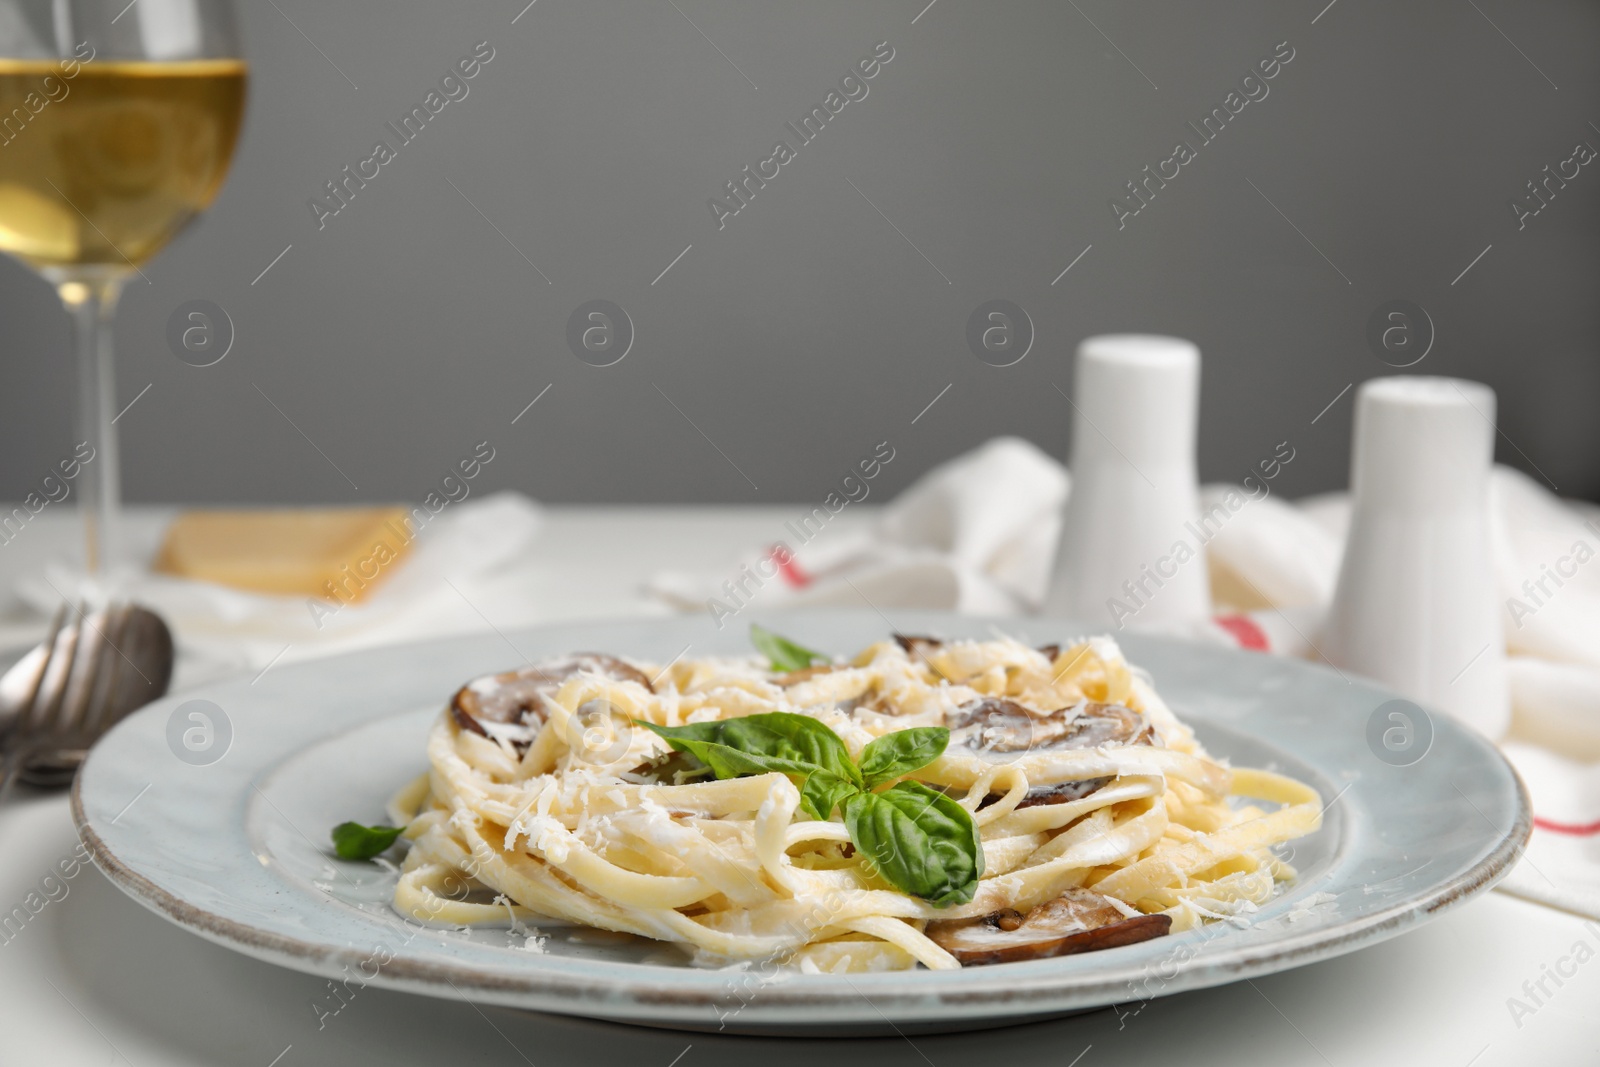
[0,0,246,575]
[0,54,246,273]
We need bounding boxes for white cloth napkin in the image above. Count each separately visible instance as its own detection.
[647,436,1068,617]
[1195,466,1600,921]
[17,492,547,687]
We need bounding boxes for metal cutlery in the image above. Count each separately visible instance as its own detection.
[0,601,174,798]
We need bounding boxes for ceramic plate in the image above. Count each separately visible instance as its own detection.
[73,611,1529,1035]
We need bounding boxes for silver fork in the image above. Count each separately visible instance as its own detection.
[0,602,166,802]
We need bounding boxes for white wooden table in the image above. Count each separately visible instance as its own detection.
[0,507,1595,1066]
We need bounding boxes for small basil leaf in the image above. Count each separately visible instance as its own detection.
[858,727,950,789]
[750,624,826,673]
[638,719,724,745]
[332,821,405,861]
[646,735,858,820]
[716,713,862,785]
[800,770,861,822]
[642,715,866,820]
[842,782,984,907]
[659,737,821,782]
[645,713,861,786]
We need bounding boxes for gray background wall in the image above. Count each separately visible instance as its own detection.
[2,0,1597,506]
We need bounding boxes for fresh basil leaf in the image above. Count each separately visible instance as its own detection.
[858,727,950,789]
[642,714,865,819]
[718,714,861,783]
[332,821,405,861]
[842,782,984,907]
[645,713,861,786]
[800,770,861,822]
[644,733,854,820]
[652,735,821,783]
[750,624,826,672]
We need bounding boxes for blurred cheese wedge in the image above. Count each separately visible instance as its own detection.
[154,508,413,601]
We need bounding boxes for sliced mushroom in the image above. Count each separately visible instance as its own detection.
[450,653,654,747]
[926,888,1172,965]
[893,633,944,660]
[949,698,1154,756]
[833,692,874,715]
[775,663,840,685]
[894,635,1062,663]
[986,776,1113,810]
[1019,777,1110,808]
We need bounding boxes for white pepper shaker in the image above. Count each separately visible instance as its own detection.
[1044,334,1212,628]
[1322,376,1509,737]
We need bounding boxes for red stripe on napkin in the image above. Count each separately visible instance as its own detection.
[1214,614,1270,652]
[768,545,812,589]
[1533,816,1600,837]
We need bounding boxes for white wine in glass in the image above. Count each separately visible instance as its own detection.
[0,1,246,574]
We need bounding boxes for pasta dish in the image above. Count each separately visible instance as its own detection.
[354,629,1322,973]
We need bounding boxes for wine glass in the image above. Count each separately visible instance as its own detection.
[0,0,246,576]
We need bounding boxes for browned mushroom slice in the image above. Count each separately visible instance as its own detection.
[578,653,656,692]
[895,635,1062,661]
[893,633,944,660]
[979,775,1112,810]
[949,699,1154,756]
[1015,776,1114,808]
[926,888,1172,965]
[775,663,840,685]
[450,653,654,744]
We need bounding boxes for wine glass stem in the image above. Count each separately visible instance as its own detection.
[58,278,124,576]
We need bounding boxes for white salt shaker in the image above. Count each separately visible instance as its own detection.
[1322,377,1509,737]
[1044,334,1212,629]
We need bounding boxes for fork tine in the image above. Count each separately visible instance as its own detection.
[19,605,117,784]
[59,604,107,736]
[17,601,98,781]
[21,604,74,739]
[30,601,85,739]
[14,602,70,736]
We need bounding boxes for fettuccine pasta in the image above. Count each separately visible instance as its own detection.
[385,633,1321,972]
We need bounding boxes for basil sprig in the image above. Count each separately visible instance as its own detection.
[641,712,983,906]
[331,821,405,860]
[844,782,985,908]
[639,712,861,821]
[750,624,826,672]
[857,727,950,789]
